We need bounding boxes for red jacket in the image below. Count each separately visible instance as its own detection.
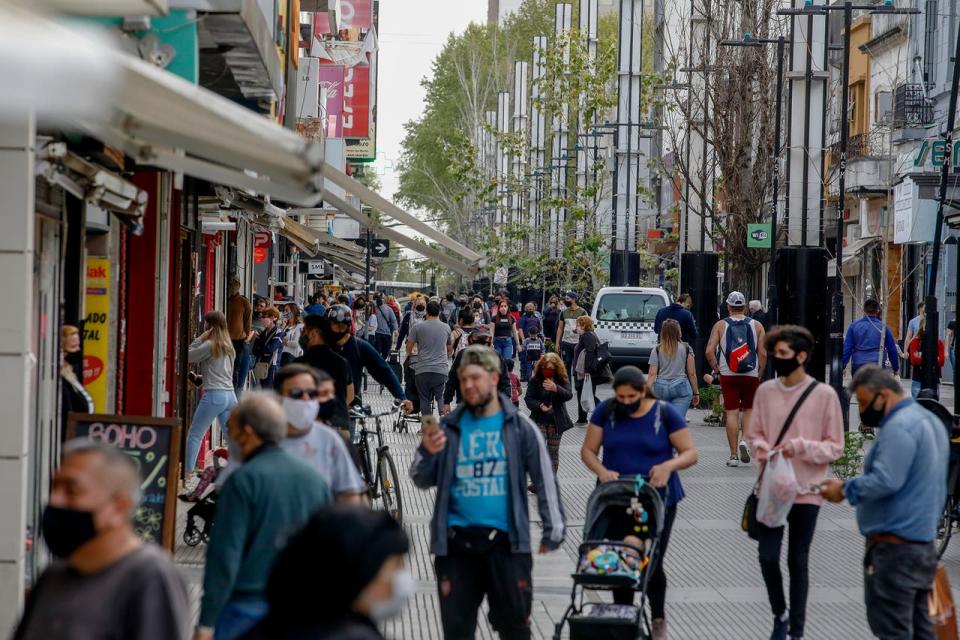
[908,337,945,368]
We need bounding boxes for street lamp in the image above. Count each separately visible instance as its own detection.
[779,0,919,399]
[719,32,786,328]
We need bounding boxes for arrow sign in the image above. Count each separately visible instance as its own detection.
[747,223,772,249]
[371,238,390,257]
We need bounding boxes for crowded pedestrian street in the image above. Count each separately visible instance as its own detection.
[157,380,960,640]
[4,0,960,639]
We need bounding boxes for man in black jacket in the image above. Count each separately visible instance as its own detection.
[322,305,413,412]
[442,326,509,415]
[653,293,698,344]
[296,315,354,430]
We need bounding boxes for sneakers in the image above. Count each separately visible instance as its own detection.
[770,611,789,640]
[652,618,667,640]
[726,456,740,467]
[739,439,751,464]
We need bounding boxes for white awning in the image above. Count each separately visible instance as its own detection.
[827,237,880,276]
[36,141,147,230]
[81,49,325,206]
[320,162,484,275]
[320,188,478,277]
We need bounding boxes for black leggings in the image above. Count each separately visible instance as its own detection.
[757,503,819,638]
[609,504,677,619]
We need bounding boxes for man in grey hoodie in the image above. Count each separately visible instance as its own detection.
[411,345,565,639]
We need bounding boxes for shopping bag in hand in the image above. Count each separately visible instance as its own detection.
[930,564,959,640]
[580,375,596,414]
[756,451,798,528]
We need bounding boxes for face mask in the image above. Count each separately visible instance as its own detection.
[564,299,572,305]
[316,399,336,421]
[299,335,310,350]
[324,328,348,344]
[859,393,886,428]
[64,351,83,372]
[614,399,642,417]
[369,568,415,622]
[282,397,319,431]
[415,305,426,313]
[772,355,801,377]
[542,368,555,379]
[42,505,97,558]
[473,303,482,310]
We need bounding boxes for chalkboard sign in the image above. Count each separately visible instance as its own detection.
[67,413,182,551]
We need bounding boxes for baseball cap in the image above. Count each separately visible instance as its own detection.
[726,291,747,307]
[564,291,578,300]
[459,345,500,373]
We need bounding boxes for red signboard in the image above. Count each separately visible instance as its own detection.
[253,231,271,265]
[343,65,370,138]
[315,0,372,35]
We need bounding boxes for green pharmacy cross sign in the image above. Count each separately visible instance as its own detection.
[747,224,772,249]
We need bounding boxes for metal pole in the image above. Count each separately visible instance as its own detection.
[365,227,371,301]
[829,2,852,399]
[769,36,784,326]
[800,12,814,246]
[921,18,960,393]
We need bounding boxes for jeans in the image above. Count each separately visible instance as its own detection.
[493,336,515,361]
[757,503,819,638]
[653,377,694,420]
[560,342,576,376]
[415,371,447,416]
[374,332,393,360]
[214,599,269,640]
[864,541,938,639]
[186,388,237,472]
[231,340,250,398]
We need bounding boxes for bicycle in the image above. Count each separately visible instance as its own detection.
[916,397,960,557]
[350,406,404,525]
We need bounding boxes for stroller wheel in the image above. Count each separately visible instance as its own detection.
[183,525,202,547]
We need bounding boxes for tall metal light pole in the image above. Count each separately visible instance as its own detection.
[780,0,919,398]
[921,20,960,395]
[719,32,786,327]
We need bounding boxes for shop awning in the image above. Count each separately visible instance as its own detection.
[278,216,323,257]
[827,237,880,277]
[319,163,483,276]
[82,49,325,207]
[36,141,147,231]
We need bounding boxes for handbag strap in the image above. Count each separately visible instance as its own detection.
[756,380,819,487]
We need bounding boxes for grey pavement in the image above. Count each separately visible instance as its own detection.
[175,379,960,639]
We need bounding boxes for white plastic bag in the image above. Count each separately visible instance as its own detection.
[756,452,798,528]
[580,375,596,414]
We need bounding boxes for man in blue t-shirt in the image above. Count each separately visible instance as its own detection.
[411,345,565,640]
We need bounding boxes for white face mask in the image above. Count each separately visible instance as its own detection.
[281,397,319,432]
[369,568,415,622]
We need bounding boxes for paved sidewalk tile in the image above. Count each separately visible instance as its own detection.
[176,385,960,639]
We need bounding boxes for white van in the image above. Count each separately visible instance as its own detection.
[590,286,671,369]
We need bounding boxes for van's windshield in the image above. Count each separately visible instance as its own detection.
[596,293,665,323]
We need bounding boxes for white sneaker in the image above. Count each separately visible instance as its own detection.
[739,440,751,464]
[726,456,740,467]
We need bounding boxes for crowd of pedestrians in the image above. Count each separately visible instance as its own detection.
[20,281,959,640]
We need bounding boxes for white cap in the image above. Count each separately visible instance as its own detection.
[726,291,746,307]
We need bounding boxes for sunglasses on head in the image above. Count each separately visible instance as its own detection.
[287,388,320,400]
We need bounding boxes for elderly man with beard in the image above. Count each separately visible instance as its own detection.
[410,345,565,640]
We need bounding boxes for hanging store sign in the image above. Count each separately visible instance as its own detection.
[747,224,772,249]
[914,139,960,172]
[894,178,938,244]
[314,0,372,34]
[253,231,271,264]
[319,64,345,138]
[83,257,110,412]
[343,65,370,138]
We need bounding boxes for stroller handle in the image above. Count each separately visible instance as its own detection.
[604,474,671,503]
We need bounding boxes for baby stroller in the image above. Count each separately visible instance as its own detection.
[181,448,229,547]
[554,477,666,640]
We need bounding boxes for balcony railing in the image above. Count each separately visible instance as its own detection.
[893,83,935,128]
[830,130,889,165]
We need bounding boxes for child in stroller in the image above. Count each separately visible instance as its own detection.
[180,447,229,547]
[555,477,665,640]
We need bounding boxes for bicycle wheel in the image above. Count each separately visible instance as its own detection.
[376,449,404,525]
[937,496,955,558]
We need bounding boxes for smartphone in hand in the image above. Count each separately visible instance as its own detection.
[421,414,439,435]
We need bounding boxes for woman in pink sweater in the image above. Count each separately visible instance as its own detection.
[746,325,844,640]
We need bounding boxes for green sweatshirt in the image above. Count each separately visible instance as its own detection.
[199,444,332,627]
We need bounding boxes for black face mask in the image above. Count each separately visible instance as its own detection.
[316,399,337,421]
[772,355,802,377]
[614,399,642,417]
[299,334,311,350]
[564,299,572,305]
[64,351,83,372]
[42,505,98,558]
[859,393,886,428]
[473,303,482,310]
[324,329,348,344]
[415,306,426,313]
